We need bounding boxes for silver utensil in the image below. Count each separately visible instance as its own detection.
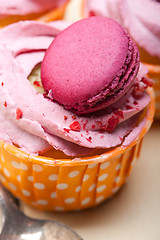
[0,184,83,240]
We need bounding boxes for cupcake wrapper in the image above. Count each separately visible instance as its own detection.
[0,140,142,211]
[0,88,154,211]
[145,64,160,119]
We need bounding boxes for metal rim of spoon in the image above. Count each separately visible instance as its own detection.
[0,183,83,240]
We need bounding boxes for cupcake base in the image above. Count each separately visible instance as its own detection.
[0,88,154,211]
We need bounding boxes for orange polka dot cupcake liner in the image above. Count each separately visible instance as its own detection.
[0,1,69,28]
[0,88,154,211]
[145,64,160,119]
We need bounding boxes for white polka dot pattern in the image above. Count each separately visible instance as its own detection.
[1,155,5,162]
[57,183,68,190]
[115,163,121,171]
[97,185,106,193]
[4,168,10,177]
[9,182,17,191]
[27,176,33,182]
[54,206,64,211]
[33,164,43,172]
[17,175,21,182]
[88,184,96,192]
[88,163,98,169]
[114,176,120,183]
[20,163,28,171]
[51,192,57,198]
[22,189,30,196]
[37,200,48,205]
[112,186,120,194]
[11,161,20,169]
[75,186,81,192]
[96,196,104,204]
[81,197,91,205]
[100,162,110,169]
[68,171,79,178]
[64,198,75,204]
[98,173,108,181]
[0,174,6,182]
[83,174,89,182]
[48,174,58,181]
[34,183,45,190]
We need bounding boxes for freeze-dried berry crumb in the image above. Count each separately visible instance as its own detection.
[86,136,92,143]
[113,109,124,119]
[126,105,133,110]
[33,80,41,87]
[142,77,154,87]
[16,108,23,120]
[134,100,138,105]
[89,10,96,17]
[96,120,102,128]
[83,120,88,130]
[106,116,119,132]
[63,128,70,133]
[69,121,81,131]
[133,76,153,97]
[4,101,7,107]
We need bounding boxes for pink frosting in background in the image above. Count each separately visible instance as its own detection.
[84,0,160,58]
[0,0,67,18]
[0,21,150,156]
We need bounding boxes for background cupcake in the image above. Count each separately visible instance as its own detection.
[0,17,154,211]
[0,0,70,27]
[83,0,160,118]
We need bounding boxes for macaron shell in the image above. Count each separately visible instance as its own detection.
[41,16,129,106]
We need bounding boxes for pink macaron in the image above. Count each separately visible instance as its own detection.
[41,16,139,114]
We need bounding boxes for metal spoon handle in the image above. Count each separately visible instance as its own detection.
[0,184,83,240]
[0,184,18,211]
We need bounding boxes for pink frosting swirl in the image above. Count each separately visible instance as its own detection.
[0,21,150,156]
[0,0,67,18]
[84,0,160,58]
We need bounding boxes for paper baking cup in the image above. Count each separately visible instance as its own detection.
[145,64,160,119]
[0,88,154,211]
[0,1,69,28]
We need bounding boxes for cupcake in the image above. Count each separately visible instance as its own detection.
[83,0,160,118]
[0,17,154,211]
[0,0,70,28]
